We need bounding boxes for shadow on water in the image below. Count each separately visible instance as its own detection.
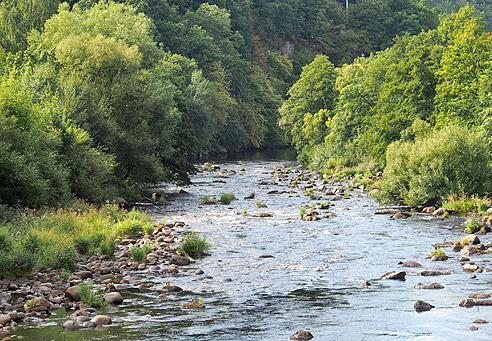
[190,147,297,163]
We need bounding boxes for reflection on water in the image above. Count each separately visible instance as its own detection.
[14,156,492,340]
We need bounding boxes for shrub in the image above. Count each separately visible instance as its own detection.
[442,194,491,214]
[431,247,445,256]
[98,236,116,257]
[143,222,154,236]
[22,232,43,253]
[74,236,92,254]
[116,219,142,236]
[0,249,36,277]
[219,193,236,204]
[179,232,211,257]
[463,217,482,233]
[79,280,105,308]
[0,229,13,252]
[200,195,217,204]
[130,245,152,262]
[376,125,492,206]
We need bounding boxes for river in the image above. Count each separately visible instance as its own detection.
[14,154,492,340]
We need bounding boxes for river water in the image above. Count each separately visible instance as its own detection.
[15,155,492,340]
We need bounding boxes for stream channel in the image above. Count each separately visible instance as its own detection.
[15,151,492,340]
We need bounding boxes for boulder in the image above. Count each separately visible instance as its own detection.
[104,292,123,305]
[75,271,93,280]
[422,206,436,214]
[62,320,82,331]
[475,300,492,306]
[381,271,406,281]
[459,299,476,308]
[469,293,490,299]
[433,207,446,215]
[390,212,411,219]
[421,270,451,276]
[461,245,481,256]
[414,300,434,312]
[461,234,480,246]
[25,297,50,312]
[0,315,11,325]
[289,330,314,340]
[170,255,190,266]
[431,255,448,261]
[91,315,112,325]
[65,286,81,301]
[414,282,444,289]
[463,263,479,272]
[474,319,488,324]
[401,261,422,268]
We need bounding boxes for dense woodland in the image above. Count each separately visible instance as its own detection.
[0,0,491,211]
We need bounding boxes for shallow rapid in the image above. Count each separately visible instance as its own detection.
[16,157,492,340]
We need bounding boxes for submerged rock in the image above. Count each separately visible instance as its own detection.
[414,300,434,312]
[289,330,314,340]
[469,293,490,299]
[414,282,444,289]
[421,270,451,276]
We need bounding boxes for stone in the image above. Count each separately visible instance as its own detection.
[475,300,492,306]
[461,245,481,256]
[463,263,479,272]
[433,207,446,215]
[414,282,444,289]
[381,271,406,281]
[474,319,488,324]
[76,316,91,323]
[195,269,204,275]
[401,261,422,268]
[469,293,490,299]
[470,326,478,331]
[289,330,314,340]
[170,255,190,266]
[181,298,204,309]
[62,320,82,331]
[104,292,123,305]
[431,255,448,261]
[0,314,11,325]
[75,271,93,280]
[459,299,475,308]
[390,212,410,219]
[162,285,183,293]
[25,297,50,312]
[421,270,451,276]
[83,321,97,329]
[65,286,81,301]
[414,300,434,312]
[422,206,436,213]
[461,234,480,246]
[91,315,112,325]
[374,209,400,215]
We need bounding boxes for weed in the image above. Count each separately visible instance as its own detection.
[219,193,237,205]
[431,247,445,256]
[79,280,106,308]
[300,205,306,218]
[130,245,152,262]
[464,217,482,233]
[200,195,217,205]
[179,232,211,257]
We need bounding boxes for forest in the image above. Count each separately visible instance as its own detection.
[0,0,491,211]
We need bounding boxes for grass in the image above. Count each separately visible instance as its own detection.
[130,245,153,262]
[0,200,154,277]
[431,247,446,256]
[179,232,211,257]
[463,217,482,233]
[256,201,267,208]
[79,280,106,308]
[300,205,306,218]
[200,195,217,205]
[219,193,237,205]
[442,194,491,215]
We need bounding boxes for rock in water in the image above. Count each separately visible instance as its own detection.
[381,271,406,280]
[459,299,476,308]
[401,260,422,268]
[104,292,124,305]
[414,282,444,289]
[91,315,112,325]
[461,234,480,245]
[289,330,314,340]
[65,286,81,301]
[414,300,434,312]
[170,255,191,266]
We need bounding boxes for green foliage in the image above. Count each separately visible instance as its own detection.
[442,194,491,213]
[78,280,106,308]
[179,232,211,257]
[300,205,306,218]
[129,244,152,262]
[376,125,492,206]
[200,195,217,205]
[219,193,237,204]
[464,217,482,233]
[431,247,446,256]
[0,248,36,277]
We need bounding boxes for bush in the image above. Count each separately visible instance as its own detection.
[74,236,92,254]
[442,194,491,214]
[200,195,217,204]
[0,228,13,252]
[22,232,42,253]
[0,248,36,277]
[376,125,492,206]
[130,245,152,262]
[79,280,105,308]
[179,232,211,257]
[219,193,236,205]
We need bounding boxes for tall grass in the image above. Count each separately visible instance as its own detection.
[0,200,154,276]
